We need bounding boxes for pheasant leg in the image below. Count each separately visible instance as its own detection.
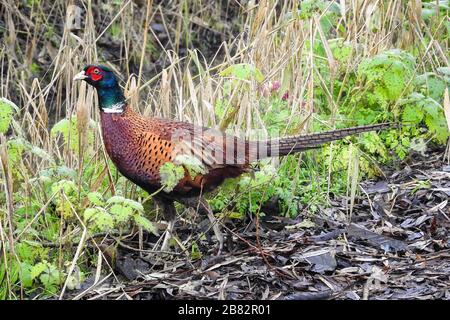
[205,209,224,255]
[154,196,177,252]
[160,219,175,252]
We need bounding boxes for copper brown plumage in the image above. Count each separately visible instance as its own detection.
[74,65,399,253]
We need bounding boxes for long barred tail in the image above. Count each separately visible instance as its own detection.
[258,123,399,158]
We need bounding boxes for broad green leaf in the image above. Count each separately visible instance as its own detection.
[20,262,34,288]
[426,115,449,143]
[159,162,185,192]
[84,207,114,231]
[173,154,207,179]
[106,195,126,205]
[220,63,264,82]
[0,98,18,134]
[51,116,95,154]
[93,211,114,231]
[423,99,442,119]
[7,138,28,164]
[123,199,144,212]
[83,208,98,221]
[402,104,424,123]
[133,215,158,235]
[51,180,77,196]
[30,262,47,280]
[87,192,105,206]
[39,264,62,287]
[110,204,132,223]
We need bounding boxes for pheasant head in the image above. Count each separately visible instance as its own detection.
[74,65,125,113]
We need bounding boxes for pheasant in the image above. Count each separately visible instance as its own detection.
[74,64,396,253]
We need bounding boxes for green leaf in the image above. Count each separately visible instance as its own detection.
[83,208,97,221]
[50,180,77,196]
[190,242,202,260]
[173,154,207,179]
[220,63,264,82]
[426,114,449,143]
[133,215,158,235]
[423,100,441,119]
[30,262,47,280]
[39,264,62,287]
[358,49,415,106]
[329,38,352,64]
[7,138,27,164]
[402,104,424,124]
[109,204,132,223]
[51,116,95,154]
[159,162,185,192]
[87,192,105,206]
[106,195,126,205]
[30,145,54,163]
[415,72,448,101]
[20,262,34,288]
[95,211,115,231]
[410,138,427,155]
[0,98,18,134]
[84,207,114,231]
[123,199,144,212]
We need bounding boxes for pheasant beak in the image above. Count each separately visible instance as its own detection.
[73,71,87,81]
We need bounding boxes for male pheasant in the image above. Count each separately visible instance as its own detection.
[74,65,396,253]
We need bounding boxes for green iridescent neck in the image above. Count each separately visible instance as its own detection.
[97,85,126,112]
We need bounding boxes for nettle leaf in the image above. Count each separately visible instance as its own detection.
[87,192,105,206]
[65,274,81,291]
[109,204,132,223]
[106,196,144,212]
[123,199,144,212]
[50,180,77,196]
[415,72,448,101]
[402,104,424,124]
[425,115,449,143]
[329,38,352,64]
[133,215,158,235]
[173,154,207,179]
[20,262,34,288]
[51,116,95,154]
[159,162,185,192]
[30,145,54,163]
[39,264,62,287]
[0,98,18,134]
[84,207,114,231]
[423,99,442,119]
[16,242,36,261]
[6,137,54,168]
[30,262,47,280]
[7,138,28,164]
[83,208,97,221]
[220,63,264,82]
[358,49,415,105]
[402,93,449,144]
[360,132,387,158]
[106,195,126,205]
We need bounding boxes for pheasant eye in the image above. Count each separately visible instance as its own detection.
[89,68,102,81]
